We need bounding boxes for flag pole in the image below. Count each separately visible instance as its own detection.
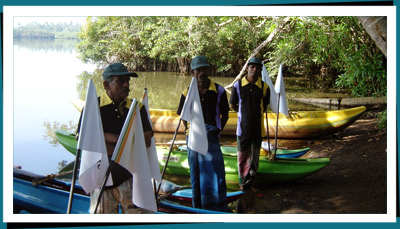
[265,113,272,154]
[156,118,182,197]
[67,148,81,214]
[261,65,273,156]
[271,93,281,161]
[153,179,157,202]
[93,162,113,214]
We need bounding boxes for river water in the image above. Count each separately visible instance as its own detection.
[12,39,97,175]
[12,38,344,176]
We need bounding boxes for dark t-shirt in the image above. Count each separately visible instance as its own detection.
[77,93,152,189]
[177,79,229,129]
[230,77,270,140]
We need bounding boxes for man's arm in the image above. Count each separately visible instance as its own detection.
[263,86,270,112]
[220,90,229,130]
[140,106,154,148]
[143,131,153,148]
[104,132,119,156]
[176,93,188,129]
[229,85,239,112]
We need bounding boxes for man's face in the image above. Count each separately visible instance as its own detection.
[193,66,209,85]
[105,75,131,101]
[247,64,262,78]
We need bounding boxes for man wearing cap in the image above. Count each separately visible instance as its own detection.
[77,62,153,213]
[177,56,230,211]
[229,57,270,191]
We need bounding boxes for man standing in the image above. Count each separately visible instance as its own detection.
[229,57,270,191]
[77,62,153,213]
[177,56,230,211]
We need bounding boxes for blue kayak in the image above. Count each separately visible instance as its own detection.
[13,169,232,214]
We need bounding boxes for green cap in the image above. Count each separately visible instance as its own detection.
[248,57,263,66]
[102,63,138,80]
[191,56,210,70]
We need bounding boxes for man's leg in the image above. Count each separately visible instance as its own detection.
[118,178,154,214]
[90,188,119,214]
[249,138,262,181]
[188,147,201,209]
[237,137,251,189]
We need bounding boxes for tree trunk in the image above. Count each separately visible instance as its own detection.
[357,16,387,57]
[225,17,291,90]
[176,57,188,74]
[290,97,387,109]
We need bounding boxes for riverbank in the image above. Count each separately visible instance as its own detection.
[232,114,388,214]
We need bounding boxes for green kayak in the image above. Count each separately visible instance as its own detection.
[179,145,310,159]
[55,129,330,184]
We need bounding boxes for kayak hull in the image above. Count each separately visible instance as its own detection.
[55,130,328,184]
[219,146,310,159]
[150,106,366,138]
[71,99,366,139]
[156,147,330,185]
[55,130,310,160]
[13,169,228,214]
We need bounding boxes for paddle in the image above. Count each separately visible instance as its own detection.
[155,118,182,197]
[265,111,272,156]
[32,170,73,186]
[271,93,281,162]
[270,64,288,162]
[66,149,81,214]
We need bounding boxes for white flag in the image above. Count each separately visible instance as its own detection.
[262,65,278,113]
[142,89,162,183]
[180,77,208,155]
[275,65,289,117]
[77,79,111,194]
[111,99,157,212]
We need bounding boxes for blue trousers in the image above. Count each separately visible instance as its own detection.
[187,124,228,212]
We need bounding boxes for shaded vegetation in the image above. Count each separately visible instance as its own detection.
[76,16,386,98]
[377,110,387,130]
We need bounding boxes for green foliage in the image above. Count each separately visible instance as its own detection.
[267,16,386,97]
[57,160,68,171]
[377,110,387,130]
[76,70,104,100]
[76,16,386,97]
[335,47,386,97]
[77,16,273,75]
[14,22,81,39]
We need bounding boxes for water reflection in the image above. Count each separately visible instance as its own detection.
[75,70,236,110]
[13,38,93,175]
[14,38,80,53]
[43,121,77,146]
[75,70,345,111]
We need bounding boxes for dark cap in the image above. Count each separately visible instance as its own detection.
[102,63,138,81]
[248,57,263,66]
[191,56,210,70]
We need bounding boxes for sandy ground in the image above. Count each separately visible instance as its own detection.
[230,114,388,214]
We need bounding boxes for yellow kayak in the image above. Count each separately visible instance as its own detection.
[70,99,366,139]
[149,106,366,138]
